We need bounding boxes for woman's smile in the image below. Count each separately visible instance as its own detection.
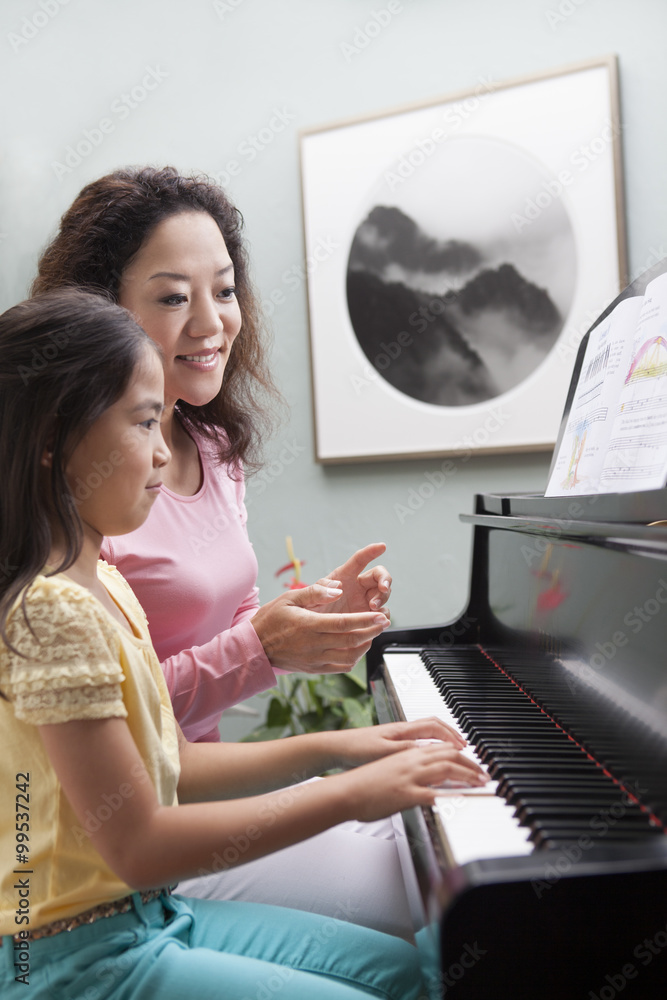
[176,348,221,370]
[118,211,242,412]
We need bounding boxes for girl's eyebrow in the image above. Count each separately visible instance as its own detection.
[148,264,234,282]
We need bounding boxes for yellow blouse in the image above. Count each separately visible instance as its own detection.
[0,562,180,936]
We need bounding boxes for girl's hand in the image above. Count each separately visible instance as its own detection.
[329,718,467,768]
[338,745,489,823]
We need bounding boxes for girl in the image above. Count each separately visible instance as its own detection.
[31,167,420,937]
[0,290,486,999]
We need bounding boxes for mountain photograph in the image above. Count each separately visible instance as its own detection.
[347,203,571,407]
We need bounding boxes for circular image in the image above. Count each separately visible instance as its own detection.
[346,134,577,407]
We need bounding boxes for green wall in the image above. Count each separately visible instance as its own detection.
[2,0,666,644]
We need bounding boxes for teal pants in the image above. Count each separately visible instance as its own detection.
[1,893,426,999]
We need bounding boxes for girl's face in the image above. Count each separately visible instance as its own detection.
[118,212,243,410]
[65,347,171,538]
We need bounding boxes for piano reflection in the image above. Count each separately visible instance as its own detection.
[368,263,667,999]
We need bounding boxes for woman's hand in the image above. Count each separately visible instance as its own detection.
[336,744,489,823]
[250,543,393,673]
[316,543,391,616]
[250,582,391,673]
[326,717,468,768]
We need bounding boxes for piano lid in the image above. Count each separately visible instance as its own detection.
[475,487,667,523]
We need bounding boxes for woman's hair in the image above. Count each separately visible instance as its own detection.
[32,166,280,472]
[0,289,158,650]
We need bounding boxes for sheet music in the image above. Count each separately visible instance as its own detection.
[547,271,667,495]
[546,296,641,495]
[600,271,667,491]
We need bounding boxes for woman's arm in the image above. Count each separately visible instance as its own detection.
[159,583,392,741]
[249,583,391,673]
[159,618,277,741]
[39,717,486,890]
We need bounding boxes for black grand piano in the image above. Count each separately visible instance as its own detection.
[368,265,667,999]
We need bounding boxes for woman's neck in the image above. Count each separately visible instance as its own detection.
[159,401,179,453]
[159,403,203,497]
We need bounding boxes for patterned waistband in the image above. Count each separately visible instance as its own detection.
[2,886,172,945]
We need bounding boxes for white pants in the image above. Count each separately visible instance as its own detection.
[177,813,418,941]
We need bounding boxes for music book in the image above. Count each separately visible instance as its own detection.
[546,270,667,496]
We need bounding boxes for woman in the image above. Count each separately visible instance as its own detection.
[34,167,392,743]
[30,167,445,938]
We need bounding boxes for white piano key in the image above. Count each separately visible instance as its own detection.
[415,738,495,792]
[384,651,534,860]
[384,651,466,735]
[385,651,488,782]
[434,795,533,865]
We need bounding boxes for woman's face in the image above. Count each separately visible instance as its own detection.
[118,211,243,410]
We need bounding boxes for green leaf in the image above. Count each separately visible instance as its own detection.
[247,656,374,740]
[342,697,374,728]
[277,676,301,702]
[349,658,367,685]
[313,674,365,702]
[267,697,292,728]
[299,709,343,732]
[343,669,367,691]
[298,710,324,731]
[240,725,289,742]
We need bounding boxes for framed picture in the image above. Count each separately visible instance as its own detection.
[299,56,626,463]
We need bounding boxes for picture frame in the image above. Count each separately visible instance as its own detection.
[299,56,627,464]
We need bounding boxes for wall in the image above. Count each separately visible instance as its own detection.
[2,0,666,646]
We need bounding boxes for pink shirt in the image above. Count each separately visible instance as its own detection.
[101,431,275,742]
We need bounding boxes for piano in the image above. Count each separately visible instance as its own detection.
[368,265,667,1000]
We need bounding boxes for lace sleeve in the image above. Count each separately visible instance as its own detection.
[2,576,127,726]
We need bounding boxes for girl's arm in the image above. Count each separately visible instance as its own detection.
[39,717,485,890]
[176,716,469,801]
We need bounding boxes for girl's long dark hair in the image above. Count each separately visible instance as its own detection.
[0,289,157,652]
[32,166,281,474]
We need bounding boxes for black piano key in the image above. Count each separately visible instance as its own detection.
[532,828,664,848]
[483,751,588,763]
[529,819,661,838]
[516,804,651,824]
[497,777,616,799]
[506,787,633,805]
[420,643,667,842]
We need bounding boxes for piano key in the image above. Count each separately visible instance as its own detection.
[530,824,663,846]
[486,750,590,761]
[488,761,603,777]
[383,652,475,750]
[384,648,663,863]
[433,794,533,864]
[384,652,533,859]
[507,787,634,804]
[382,661,491,782]
[517,804,651,823]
